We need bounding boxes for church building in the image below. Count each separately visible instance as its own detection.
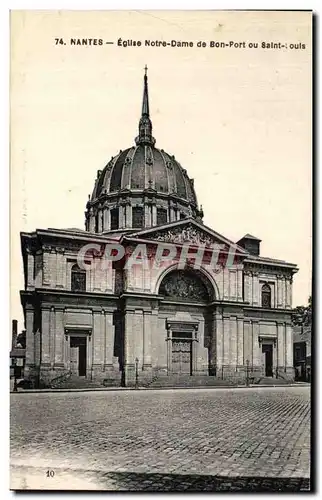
[20,69,297,387]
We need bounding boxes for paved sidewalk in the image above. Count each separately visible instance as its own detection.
[10,386,311,491]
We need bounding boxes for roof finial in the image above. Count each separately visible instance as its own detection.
[135,66,156,146]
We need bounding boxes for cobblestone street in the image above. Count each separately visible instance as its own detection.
[10,386,310,491]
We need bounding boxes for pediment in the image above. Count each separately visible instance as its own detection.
[127,218,247,254]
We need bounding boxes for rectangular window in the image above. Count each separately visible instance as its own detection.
[132,206,144,228]
[110,208,119,230]
[157,208,168,226]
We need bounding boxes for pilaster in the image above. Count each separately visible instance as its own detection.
[252,320,260,367]
[41,308,51,366]
[215,313,223,372]
[223,315,231,365]
[143,311,152,369]
[277,321,285,369]
[230,316,237,367]
[252,273,259,306]
[103,206,110,231]
[26,249,35,289]
[25,307,35,368]
[54,307,64,366]
[237,268,243,301]
[237,316,244,366]
[104,310,115,369]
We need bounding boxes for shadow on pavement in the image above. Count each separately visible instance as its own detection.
[12,468,310,492]
[97,471,310,492]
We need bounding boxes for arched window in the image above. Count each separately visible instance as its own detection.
[157,208,168,226]
[71,264,86,292]
[261,283,271,308]
[132,206,144,228]
[110,208,119,230]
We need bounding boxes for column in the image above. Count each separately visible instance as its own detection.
[104,310,115,369]
[143,311,152,369]
[103,207,110,231]
[215,313,223,374]
[277,322,285,370]
[119,205,125,229]
[285,278,291,309]
[144,204,151,228]
[237,317,244,366]
[25,307,35,369]
[89,214,95,232]
[125,204,132,228]
[55,307,64,367]
[237,268,243,301]
[41,308,51,366]
[151,205,157,226]
[169,203,175,222]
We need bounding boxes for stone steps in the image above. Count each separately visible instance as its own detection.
[254,377,294,386]
[147,375,236,388]
[52,376,104,390]
[147,375,294,388]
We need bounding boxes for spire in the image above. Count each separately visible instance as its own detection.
[135,65,156,146]
[142,65,150,117]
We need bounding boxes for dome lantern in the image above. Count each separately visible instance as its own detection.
[86,68,202,234]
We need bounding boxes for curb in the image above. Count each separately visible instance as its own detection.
[10,383,310,394]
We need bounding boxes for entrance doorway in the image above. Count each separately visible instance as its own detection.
[171,333,192,375]
[70,336,87,376]
[262,344,273,377]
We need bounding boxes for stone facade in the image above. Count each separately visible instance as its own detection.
[20,219,297,387]
[19,70,298,387]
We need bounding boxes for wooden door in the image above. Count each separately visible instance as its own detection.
[171,340,192,374]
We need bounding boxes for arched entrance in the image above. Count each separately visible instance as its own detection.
[158,268,214,376]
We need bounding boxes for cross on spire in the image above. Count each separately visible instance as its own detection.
[144,64,148,76]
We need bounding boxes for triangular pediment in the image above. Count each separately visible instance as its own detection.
[125,218,247,254]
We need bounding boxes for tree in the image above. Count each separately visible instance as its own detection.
[16,330,26,349]
[291,296,312,333]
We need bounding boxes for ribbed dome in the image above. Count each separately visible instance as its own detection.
[92,145,197,205]
[85,68,203,234]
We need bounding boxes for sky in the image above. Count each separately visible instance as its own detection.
[10,10,312,329]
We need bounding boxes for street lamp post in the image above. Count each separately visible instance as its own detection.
[135,358,139,389]
[246,359,250,387]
